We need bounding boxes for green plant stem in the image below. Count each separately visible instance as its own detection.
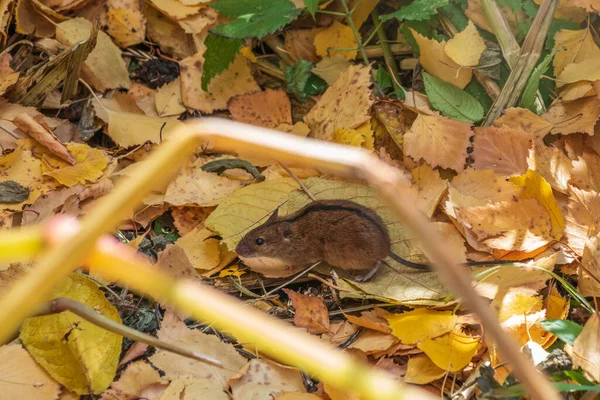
[370,11,403,97]
[340,0,370,66]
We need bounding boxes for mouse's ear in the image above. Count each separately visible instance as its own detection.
[277,221,292,238]
[267,208,279,222]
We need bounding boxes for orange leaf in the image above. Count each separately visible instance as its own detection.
[283,289,330,335]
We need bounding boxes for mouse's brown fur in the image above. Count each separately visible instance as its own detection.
[235,199,391,273]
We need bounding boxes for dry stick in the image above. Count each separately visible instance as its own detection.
[278,162,317,201]
[481,0,555,124]
[0,119,556,400]
[32,297,223,368]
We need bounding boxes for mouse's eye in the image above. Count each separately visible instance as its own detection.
[256,238,265,245]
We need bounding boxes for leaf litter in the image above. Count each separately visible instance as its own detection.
[0,0,599,398]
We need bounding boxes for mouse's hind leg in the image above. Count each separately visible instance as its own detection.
[353,261,381,282]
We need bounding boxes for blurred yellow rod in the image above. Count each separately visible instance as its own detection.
[0,118,558,400]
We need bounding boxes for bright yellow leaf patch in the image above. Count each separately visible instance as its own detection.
[445,21,486,67]
[41,143,110,187]
[314,21,358,61]
[386,308,457,344]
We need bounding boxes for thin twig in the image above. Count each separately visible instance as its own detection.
[278,162,316,201]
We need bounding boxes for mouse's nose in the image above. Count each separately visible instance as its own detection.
[235,242,250,257]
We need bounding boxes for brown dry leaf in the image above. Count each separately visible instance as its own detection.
[155,77,186,117]
[553,27,600,76]
[284,289,330,335]
[148,0,202,20]
[128,83,159,116]
[527,141,572,193]
[106,1,146,48]
[543,97,600,136]
[176,6,218,34]
[444,20,486,67]
[159,377,227,400]
[344,308,392,334]
[314,21,358,61]
[372,101,417,149]
[565,186,600,255]
[0,344,60,400]
[229,89,292,129]
[100,360,168,400]
[472,126,534,176]
[571,313,600,382]
[457,198,553,253]
[275,393,322,400]
[466,0,517,34]
[276,122,311,137]
[175,225,221,271]
[285,28,321,63]
[305,64,372,141]
[164,158,249,207]
[410,29,472,89]
[409,163,447,218]
[347,330,398,355]
[172,206,211,235]
[21,184,84,225]
[321,321,360,345]
[557,56,600,86]
[229,359,306,400]
[144,5,193,59]
[559,81,595,101]
[403,114,472,172]
[181,54,260,113]
[579,232,600,297]
[12,113,74,165]
[403,354,445,384]
[312,54,352,85]
[15,0,55,37]
[56,18,131,91]
[156,244,202,281]
[149,311,247,386]
[571,151,600,192]
[494,107,553,138]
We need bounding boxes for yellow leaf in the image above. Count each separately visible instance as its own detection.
[41,143,109,187]
[0,344,60,399]
[101,360,168,399]
[527,141,572,193]
[580,231,600,297]
[276,121,311,137]
[312,54,352,85]
[305,64,373,141]
[445,21,486,67]
[350,0,379,30]
[240,46,257,62]
[386,308,457,344]
[20,273,122,394]
[417,329,480,372]
[553,27,600,76]
[571,313,600,382]
[565,186,600,256]
[205,178,300,250]
[148,0,202,19]
[56,18,131,92]
[155,77,186,117]
[0,139,59,210]
[145,5,193,59]
[510,170,565,239]
[106,6,146,48]
[494,107,553,138]
[403,354,446,384]
[333,127,366,147]
[314,21,358,61]
[107,111,184,147]
[543,97,600,136]
[180,54,260,114]
[176,225,221,271]
[410,163,447,218]
[218,265,246,278]
[557,56,600,85]
[404,114,472,172]
[355,121,374,150]
[411,29,472,89]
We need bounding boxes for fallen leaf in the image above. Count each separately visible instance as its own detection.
[0,344,60,400]
[106,111,184,147]
[284,289,330,334]
[527,141,572,193]
[314,21,358,61]
[466,0,517,34]
[229,89,292,129]
[494,107,553,138]
[12,113,74,164]
[557,56,600,85]
[100,360,168,400]
[344,308,392,334]
[543,96,600,136]
[156,243,202,281]
[41,143,109,187]
[403,114,472,172]
[387,308,457,344]
[417,327,480,372]
[580,229,600,297]
[403,354,446,384]
[411,29,472,89]
[409,163,447,218]
[284,28,322,63]
[172,206,211,235]
[229,359,306,400]
[56,18,131,91]
[457,198,553,253]
[144,4,193,59]
[558,80,595,101]
[444,21,486,67]
[304,64,373,141]
[571,313,600,382]
[553,27,600,76]
[159,377,227,400]
[311,54,352,85]
[106,2,146,48]
[175,225,221,271]
[149,311,247,386]
[564,186,600,255]
[148,0,202,20]
[570,151,600,192]
[180,54,260,113]
[20,273,122,395]
[347,330,398,354]
[155,77,186,117]
[15,0,55,37]
[472,126,534,176]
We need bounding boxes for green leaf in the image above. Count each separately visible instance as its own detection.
[439,3,469,31]
[201,34,243,91]
[422,72,484,123]
[498,0,522,12]
[523,0,539,18]
[284,60,326,102]
[546,19,580,50]
[376,67,393,90]
[304,0,318,16]
[211,0,301,39]
[539,319,583,345]
[464,79,493,112]
[519,48,557,113]
[380,0,449,22]
[488,383,600,397]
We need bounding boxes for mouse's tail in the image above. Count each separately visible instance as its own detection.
[388,251,432,270]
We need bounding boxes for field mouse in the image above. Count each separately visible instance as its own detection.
[235,199,515,281]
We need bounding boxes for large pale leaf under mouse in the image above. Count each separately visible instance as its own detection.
[207,176,462,303]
